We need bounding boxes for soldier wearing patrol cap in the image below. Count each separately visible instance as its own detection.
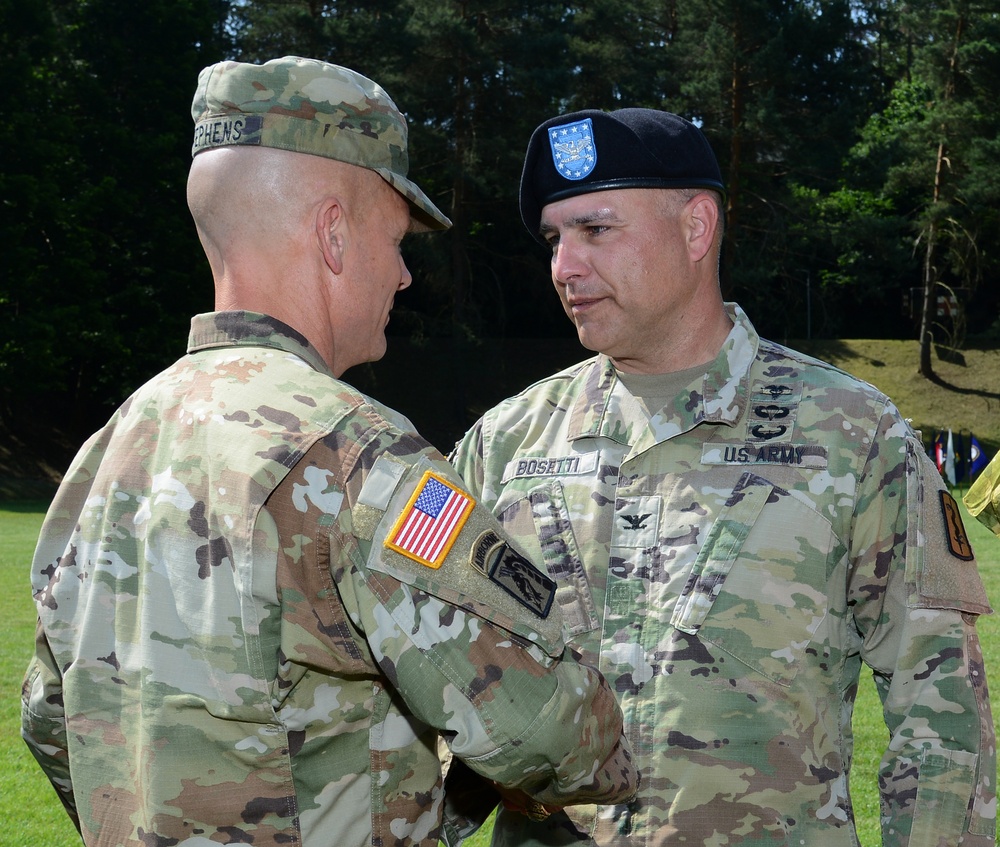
[451,107,996,846]
[21,58,637,847]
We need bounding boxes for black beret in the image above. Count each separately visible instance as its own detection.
[519,108,726,243]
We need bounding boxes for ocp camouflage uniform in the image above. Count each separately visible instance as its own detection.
[450,304,996,847]
[21,311,636,847]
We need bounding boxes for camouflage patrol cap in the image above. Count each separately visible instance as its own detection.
[519,108,725,243]
[191,56,451,232]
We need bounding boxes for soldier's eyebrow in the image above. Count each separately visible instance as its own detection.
[539,208,623,238]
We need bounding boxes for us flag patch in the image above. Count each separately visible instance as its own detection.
[385,471,475,568]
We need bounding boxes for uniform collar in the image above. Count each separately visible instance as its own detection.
[567,303,758,446]
[187,311,334,377]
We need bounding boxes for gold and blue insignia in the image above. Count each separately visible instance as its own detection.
[549,118,596,181]
[385,471,474,569]
[471,530,556,618]
[940,490,975,561]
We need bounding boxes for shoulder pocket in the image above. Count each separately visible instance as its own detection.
[367,462,566,657]
[906,442,992,615]
[272,511,371,676]
[494,481,600,639]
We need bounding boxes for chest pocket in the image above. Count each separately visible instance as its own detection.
[497,481,600,639]
[671,472,837,686]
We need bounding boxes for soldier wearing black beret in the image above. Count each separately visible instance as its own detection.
[449,107,996,847]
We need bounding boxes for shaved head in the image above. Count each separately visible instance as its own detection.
[186,145,412,375]
[187,146,378,269]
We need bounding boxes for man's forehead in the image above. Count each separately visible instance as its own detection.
[368,173,412,235]
[539,190,637,230]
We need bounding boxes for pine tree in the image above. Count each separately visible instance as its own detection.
[0,0,232,434]
[667,0,880,338]
[833,1,1000,370]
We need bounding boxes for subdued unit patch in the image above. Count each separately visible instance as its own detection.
[940,490,975,561]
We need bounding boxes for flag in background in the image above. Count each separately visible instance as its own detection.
[928,430,992,484]
[933,431,947,474]
[970,434,989,478]
[954,430,967,482]
[945,429,957,486]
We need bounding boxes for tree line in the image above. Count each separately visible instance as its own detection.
[2,0,999,442]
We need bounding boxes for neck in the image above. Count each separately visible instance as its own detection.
[213,265,338,374]
[613,300,733,375]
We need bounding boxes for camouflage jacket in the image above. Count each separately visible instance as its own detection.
[21,311,636,847]
[450,304,996,847]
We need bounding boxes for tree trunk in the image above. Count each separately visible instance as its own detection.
[722,11,744,300]
[918,10,965,380]
[918,213,938,378]
[450,7,469,329]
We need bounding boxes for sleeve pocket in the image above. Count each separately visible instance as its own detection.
[527,481,600,639]
[492,481,600,639]
[905,440,992,615]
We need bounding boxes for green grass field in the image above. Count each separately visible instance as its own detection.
[1,502,81,846]
[3,493,999,846]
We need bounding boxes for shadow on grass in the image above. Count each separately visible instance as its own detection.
[792,339,889,369]
[924,371,1000,401]
[0,479,57,506]
[0,498,52,512]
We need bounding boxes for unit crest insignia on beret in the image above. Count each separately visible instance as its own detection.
[549,118,596,181]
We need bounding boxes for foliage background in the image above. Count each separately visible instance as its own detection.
[2,0,999,458]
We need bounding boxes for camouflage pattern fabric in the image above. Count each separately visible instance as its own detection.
[965,452,1000,537]
[450,304,996,847]
[21,311,636,847]
[191,56,450,232]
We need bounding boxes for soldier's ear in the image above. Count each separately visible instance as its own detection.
[317,196,346,276]
[686,194,719,263]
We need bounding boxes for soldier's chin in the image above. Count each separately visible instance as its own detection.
[370,335,389,362]
[348,336,389,372]
[573,326,604,354]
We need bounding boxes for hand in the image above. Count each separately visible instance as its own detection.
[491,784,561,821]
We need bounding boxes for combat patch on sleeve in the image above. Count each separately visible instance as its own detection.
[470,530,556,619]
[385,470,475,568]
[940,490,975,561]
